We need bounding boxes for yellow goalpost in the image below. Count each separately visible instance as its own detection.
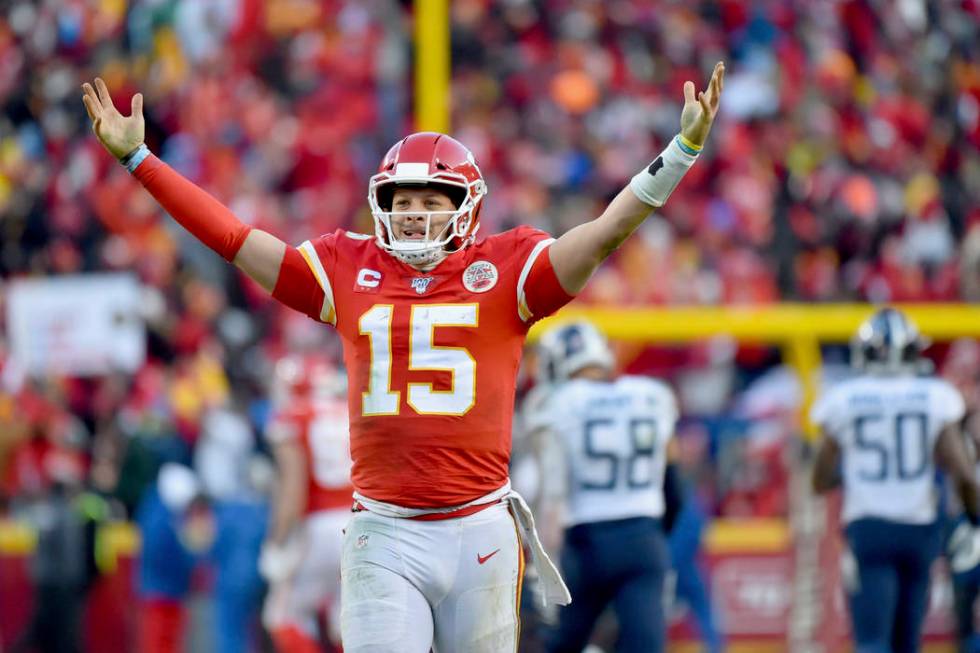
[533,303,980,438]
[414,0,450,133]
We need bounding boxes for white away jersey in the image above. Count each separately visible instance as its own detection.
[811,375,965,525]
[543,376,678,527]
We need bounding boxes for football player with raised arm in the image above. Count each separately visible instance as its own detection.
[81,61,724,652]
[530,321,681,653]
[811,308,980,653]
[260,355,351,653]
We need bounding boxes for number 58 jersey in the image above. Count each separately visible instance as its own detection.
[810,375,966,525]
[294,226,572,508]
[544,376,678,527]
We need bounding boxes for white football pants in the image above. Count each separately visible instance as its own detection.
[340,502,523,652]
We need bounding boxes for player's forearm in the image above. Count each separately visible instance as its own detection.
[131,152,291,294]
[957,478,980,524]
[811,438,842,493]
[549,187,651,293]
[550,136,701,294]
[133,153,253,260]
[937,425,978,518]
[811,459,841,493]
[663,462,686,532]
[270,459,307,544]
[811,466,841,493]
[270,493,303,545]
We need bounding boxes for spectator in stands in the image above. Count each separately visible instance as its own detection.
[668,492,724,653]
[135,463,211,653]
[197,408,270,653]
[11,455,108,653]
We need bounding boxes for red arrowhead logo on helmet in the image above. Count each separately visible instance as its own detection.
[368,132,487,265]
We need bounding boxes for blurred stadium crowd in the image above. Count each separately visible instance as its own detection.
[0,0,979,650]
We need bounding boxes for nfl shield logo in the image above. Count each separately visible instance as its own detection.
[411,277,434,294]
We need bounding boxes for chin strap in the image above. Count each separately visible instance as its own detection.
[390,245,446,266]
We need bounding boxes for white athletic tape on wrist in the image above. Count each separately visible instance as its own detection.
[628,136,699,208]
[121,143,151,174]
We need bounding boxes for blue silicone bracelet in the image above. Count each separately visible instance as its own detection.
[674,135,701,157]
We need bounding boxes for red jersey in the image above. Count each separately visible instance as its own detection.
[267,397,354,513]
[293,227,572,507]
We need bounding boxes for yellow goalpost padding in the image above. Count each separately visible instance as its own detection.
[414,0,450,133]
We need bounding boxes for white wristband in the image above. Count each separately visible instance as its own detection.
[629,136,699,208]
[120,143,151,174]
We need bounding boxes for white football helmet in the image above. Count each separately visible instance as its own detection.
[851,307,929,374]
[537,320,615,382]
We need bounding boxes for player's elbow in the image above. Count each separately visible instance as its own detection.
[553,264,595,296]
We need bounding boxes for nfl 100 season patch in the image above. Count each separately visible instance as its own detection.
[410,276,436,295]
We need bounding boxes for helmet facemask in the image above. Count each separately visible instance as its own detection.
[368,173,486,266]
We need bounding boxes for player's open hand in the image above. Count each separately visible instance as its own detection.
[679,61,725,149]
[81,78,144,160]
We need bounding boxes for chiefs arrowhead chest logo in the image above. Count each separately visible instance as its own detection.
[462,261,498,293]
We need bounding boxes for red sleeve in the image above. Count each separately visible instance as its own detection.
[524,244,574,321]
[133,155,251,261]
[512,227,575,324]
[272,247,326,321]
[290,231,343,325]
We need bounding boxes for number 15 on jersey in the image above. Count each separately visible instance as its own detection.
[359,304,479,417]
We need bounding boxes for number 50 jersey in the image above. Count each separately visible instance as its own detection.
[294,226,572,508]
[810,375,965,525]
[543,376,678,527]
